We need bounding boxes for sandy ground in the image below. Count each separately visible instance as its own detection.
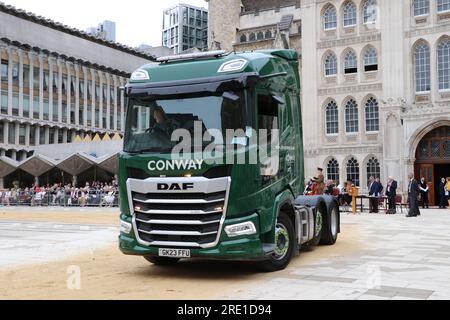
[0,207,119,225]
[0,209,361,300]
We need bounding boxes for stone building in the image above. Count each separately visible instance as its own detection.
[0,3,155,188]
[208,0,450,205]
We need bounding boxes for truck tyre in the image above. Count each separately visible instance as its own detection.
[144,256,180,266]
[258,212,295,272]
[320,202,339,245]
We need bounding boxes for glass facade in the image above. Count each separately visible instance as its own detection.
[0,45,126,161]
[162,4,208,54]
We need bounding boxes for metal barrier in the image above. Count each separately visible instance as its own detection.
[0,190,120,207]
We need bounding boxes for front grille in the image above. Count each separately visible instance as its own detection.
[128,177,230,249]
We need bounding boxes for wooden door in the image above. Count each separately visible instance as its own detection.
[417,164,435,206]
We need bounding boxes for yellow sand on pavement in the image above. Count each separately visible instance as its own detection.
[0,209,362,300]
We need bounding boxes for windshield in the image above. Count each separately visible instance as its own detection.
[124,92,246,154]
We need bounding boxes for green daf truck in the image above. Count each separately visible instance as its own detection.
[118,49,340,272]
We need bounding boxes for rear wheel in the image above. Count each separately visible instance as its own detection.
[320,202,339,245]
[144,256,180,266]
[258,212,295,272]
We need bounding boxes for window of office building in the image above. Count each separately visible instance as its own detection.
[49,128,55,144]
[30,125,36,146]
[39,127,46,145]
[363,0,377,24]
[365,97,379,132]
[19,124,26,145]
[366,157,380,182]
[323,5,337,30]
[415,42,431,93]
[364,46,378,72]
[8,123,15,145]
[437,0,450,13]
[414,0,429,16]
[33,96,39,119]
[344,50,358,74]
[325,100,339,135]
[1,59,8,83]
[33,66,40,92]
[1,91,7,115]
[327,158,340,183]
[0,121,4,143]
[12,93,19,116]
[345,99,359,133]
[43,99,49,121]
[438,38,450,90]
[347,157,360,186]
[343,1,357,27]
[324,52,338,76]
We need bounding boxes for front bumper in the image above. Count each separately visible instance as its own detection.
[119,212,269,261]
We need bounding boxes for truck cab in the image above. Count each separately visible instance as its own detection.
[119,50,340,272]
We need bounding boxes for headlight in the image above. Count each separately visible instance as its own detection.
[225,222,257,237]
[120,220,132,234]
[130,69,150,81]
[218,59,248,73]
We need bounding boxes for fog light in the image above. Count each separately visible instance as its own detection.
[120,220,132,234]
[225,222,257,237]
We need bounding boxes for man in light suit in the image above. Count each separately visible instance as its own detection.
[407,173,421,217]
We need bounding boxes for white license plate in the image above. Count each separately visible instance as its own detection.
[158,248,191,258]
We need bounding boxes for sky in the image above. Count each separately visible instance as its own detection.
[4,0,208,47]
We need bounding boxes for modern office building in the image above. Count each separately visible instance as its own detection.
[0,3,155,188]
[208,0,450,204]
[87,20,117,42]
[162,3,208,54]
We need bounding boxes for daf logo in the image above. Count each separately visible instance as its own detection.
[148,160,204,171]
[157,183,194,191]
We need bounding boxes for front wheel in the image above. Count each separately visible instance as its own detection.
[258,212,295,272]
[144,256,180,266]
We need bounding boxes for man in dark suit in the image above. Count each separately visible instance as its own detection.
[439,178,448,209]
[407,173,421,217]
[386,176,398,214]
[368,176,382,213]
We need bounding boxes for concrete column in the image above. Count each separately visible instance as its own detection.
[120,78,125,132]
[72,175,77,187]
[112,76,118,131]
[99,71,104,129]
[90,69,96,128]
[4,122,9,145]
[106,75,111,130]
[82,67,88,127]
[48,57,55,121]
[74,64,80,125]
[36,125,40,146]
[25,124,30,146]
[57,59,63,123]
[45,127,50,144]
[18,49,24,117]
[14,122,19,146]
[7,47,13,115]
[62,129,68,144]
[39,55,44,120]
[0,177,4,189]
[66,62,72,124]
[34,176,39,188]
[28,52,34,119]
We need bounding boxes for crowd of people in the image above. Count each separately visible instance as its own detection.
[303,167,450,216]
[0,181,119,207]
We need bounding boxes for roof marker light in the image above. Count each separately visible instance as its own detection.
[130,69,150,81]
[218,59,248,73]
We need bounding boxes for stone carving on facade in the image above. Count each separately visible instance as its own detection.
[317,33,381,49]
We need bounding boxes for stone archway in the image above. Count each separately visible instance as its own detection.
[408,121,450,206]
